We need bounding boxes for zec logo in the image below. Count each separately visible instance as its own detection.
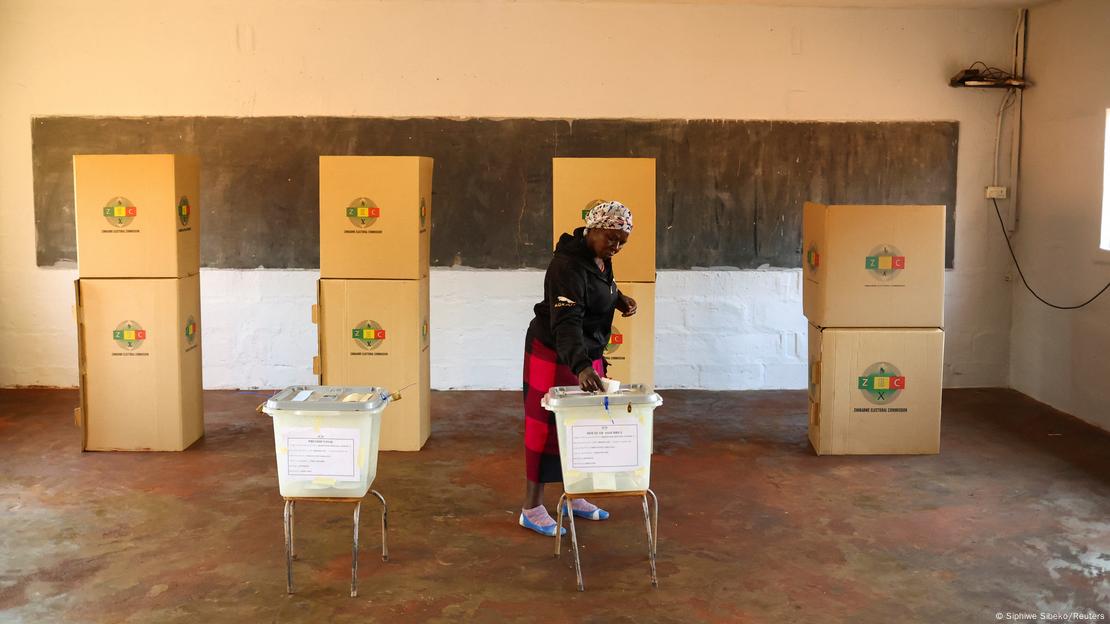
[805,243,820,274]
[352,320,386,351]
[178,196,191,227]
[113,320,146,351]
[605,326,624,355]
[102,197,138,228]
[184,316,198,345]
[346,197,380,229]
[581,199,605,221]
[857,362,907,405]
[864,244,906,282]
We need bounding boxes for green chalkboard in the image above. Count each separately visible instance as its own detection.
[32,116,957,269]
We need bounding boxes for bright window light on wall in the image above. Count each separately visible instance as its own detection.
[1103,108,1110,251]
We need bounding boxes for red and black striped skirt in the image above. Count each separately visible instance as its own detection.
[522,332,605,484]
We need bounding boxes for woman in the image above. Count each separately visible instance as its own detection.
[519,200,638,536]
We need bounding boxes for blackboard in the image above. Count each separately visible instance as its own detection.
[32,117,958,269]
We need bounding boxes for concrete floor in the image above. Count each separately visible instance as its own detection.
[0,388,1108,623]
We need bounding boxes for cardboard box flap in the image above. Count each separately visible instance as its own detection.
[73,280,89,444]
[317,277,431,450]
[803,202,944,329]
[553,158,656,283]
[319,156,432,279]
[315,280,325,381]
[807,326,942,455]
[604,281,655,386]
[73,154,200,278]
[76,276,203,451]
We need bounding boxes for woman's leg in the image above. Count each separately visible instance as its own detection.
[522,336,561,502]
[523,480,544,510]
[519,337,569,535]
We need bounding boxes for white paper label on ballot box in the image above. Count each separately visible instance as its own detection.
[282,427,361,482]
[569,418,639,473]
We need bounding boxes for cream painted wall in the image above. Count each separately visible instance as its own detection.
[1009,0,1110,430]
[0,0,1018,390]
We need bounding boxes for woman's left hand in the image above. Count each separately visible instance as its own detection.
[617,294,638,317]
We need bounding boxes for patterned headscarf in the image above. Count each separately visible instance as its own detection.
[584,200,633,233]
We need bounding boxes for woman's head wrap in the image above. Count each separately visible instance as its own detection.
[584,200,633,233]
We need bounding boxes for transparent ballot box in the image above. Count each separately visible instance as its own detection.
[262,386,391,498]
[542,385,662,495]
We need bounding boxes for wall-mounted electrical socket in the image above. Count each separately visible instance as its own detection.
[985,186,1008,199]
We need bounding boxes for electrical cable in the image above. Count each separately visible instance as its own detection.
[992,198,1110,310]
[1011,9,1026,75]
[993,88,1018,185]
[968,61,1015,81]
[1007,9,1026,213]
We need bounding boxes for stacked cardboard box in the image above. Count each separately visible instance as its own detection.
[315,156,433,451]
[73,155,204,451]
[802,202,946,455]
[553,158,656,385]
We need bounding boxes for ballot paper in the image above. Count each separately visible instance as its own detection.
[281,427,360,482]
[568,418,639,473]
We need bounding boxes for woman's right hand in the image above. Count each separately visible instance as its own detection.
[577,367,605,392]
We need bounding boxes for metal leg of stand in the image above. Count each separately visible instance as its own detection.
[554,492,568,558]
[284,499,294,594]
[566,496,584,592]
[551,490,659,591]
[351,501,362,597]
[642,493,658,587]
[289,499,296,560]
[370,489,389,562]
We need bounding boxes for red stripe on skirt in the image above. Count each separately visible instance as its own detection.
[522,335,605,484]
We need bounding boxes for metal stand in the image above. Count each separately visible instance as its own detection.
[554,489,658,592]
[283,491,388,597]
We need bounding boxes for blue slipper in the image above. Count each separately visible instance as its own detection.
[519,512,566,536]
[561,503,610,521]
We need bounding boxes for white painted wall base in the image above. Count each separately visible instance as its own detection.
[431,268,811,390]
[5,266,992,391]
[200,267,1003,391]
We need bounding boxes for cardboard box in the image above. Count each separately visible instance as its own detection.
[74,154,200,278]
[553,158,656,283]
[604,281,655,386]
[802,202,945,328]
[807,324,943,455]
[315,278,430,451]
[74,275,204,451]
[319,156,433,280]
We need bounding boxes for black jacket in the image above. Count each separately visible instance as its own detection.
[528,228,623,375]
